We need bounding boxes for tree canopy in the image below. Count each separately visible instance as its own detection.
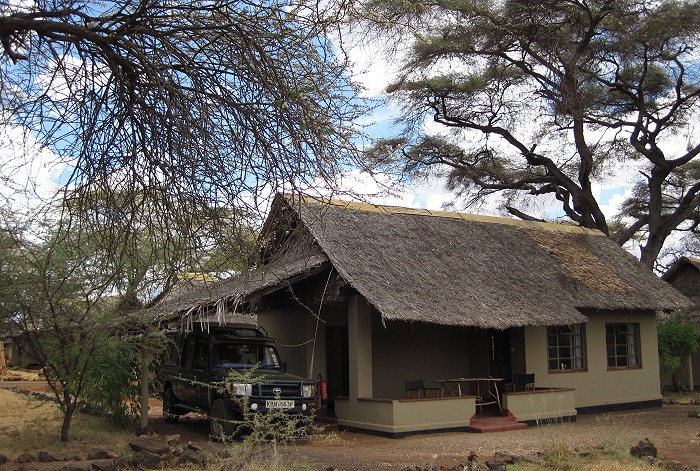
[360,0,700,269]
[1,0,367,270]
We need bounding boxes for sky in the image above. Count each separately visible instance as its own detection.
[0,5,685,261]
[323,33,643,227]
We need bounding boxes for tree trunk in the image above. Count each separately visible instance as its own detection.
[0,341,8,374]
[60,397,76,442]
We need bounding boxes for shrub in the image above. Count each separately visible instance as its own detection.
[658,314,699,391]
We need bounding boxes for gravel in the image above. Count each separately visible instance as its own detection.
[281,404,700,470]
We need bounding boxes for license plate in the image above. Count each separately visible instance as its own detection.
[266,400,295,409]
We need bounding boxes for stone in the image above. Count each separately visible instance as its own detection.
[630,438,657,458]
[164,434,180,446]
[0,455,8,465]
[91,459,114,471]
[170,446,184,458]
[176,451,201,466]
[493,451,515,464]
[485,463,507,471]
[87,449,115,460]
[187,441,201,452]
[17,453,35,463]
[128,435,170,456]
[112,455,133,470]
[132,450,162,469]
[37,451,59,462]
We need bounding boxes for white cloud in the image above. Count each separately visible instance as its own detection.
[0,124,65,216]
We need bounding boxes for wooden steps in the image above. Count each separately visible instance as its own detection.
[469,413,528,433]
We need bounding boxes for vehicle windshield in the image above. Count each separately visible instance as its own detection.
[212,342,281,370]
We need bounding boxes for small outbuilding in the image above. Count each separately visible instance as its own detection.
[661,256,700,390]
[154,194,690,436]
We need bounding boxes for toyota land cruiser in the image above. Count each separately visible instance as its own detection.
[158,324,319,437]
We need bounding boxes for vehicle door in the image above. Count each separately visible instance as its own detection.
[178,336,211,409]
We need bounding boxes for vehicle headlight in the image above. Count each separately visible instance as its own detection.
[302,384,317,397]
[226,383,252,396]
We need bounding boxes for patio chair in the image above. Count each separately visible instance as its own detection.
[505,373,535,392]
[404,379,440,398]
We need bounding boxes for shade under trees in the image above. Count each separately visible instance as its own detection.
[360,0,700,269]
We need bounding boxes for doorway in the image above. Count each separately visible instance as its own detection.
[488,329,512,381]
[325,326,349,410]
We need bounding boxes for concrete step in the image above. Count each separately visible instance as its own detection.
[469,414,528,433]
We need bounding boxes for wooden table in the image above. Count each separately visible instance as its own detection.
[434,377,503,412]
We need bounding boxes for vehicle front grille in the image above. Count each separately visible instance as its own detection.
[256,383,300,398]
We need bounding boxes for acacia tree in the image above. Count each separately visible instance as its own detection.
[0,215,118,442]
[1,0,367,259]
[361,0,700,269]
[0,201,252,441]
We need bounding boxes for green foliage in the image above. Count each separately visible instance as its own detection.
[359,0,700,268]
[80,332,141,427]
[658,314,699,389]
[0,213,161,440]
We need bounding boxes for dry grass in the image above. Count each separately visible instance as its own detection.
[0,368,42,381]
[0,389,134,460]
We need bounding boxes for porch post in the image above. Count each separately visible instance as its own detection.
[348,295,373,398]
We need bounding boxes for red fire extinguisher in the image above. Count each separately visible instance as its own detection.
[318,374,328,401]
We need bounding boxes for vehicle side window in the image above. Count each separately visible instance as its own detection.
[165,334,182,365]
[182,337,196,369]
[193,340,208,371]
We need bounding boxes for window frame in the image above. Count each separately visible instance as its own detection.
[605,322,642,369]
[546,324,587,373]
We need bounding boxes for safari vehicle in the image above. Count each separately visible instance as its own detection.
[158,324,319,437]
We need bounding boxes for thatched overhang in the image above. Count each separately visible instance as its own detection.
[275,194,689,329]
[151,252,330,327]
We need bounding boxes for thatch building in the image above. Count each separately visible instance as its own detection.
[662,256,700,390]
[154,193,689,435]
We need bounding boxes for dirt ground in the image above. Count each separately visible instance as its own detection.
[3,373,699,470]
[146,397,700,470]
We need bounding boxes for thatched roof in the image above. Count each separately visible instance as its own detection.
[280,195,689,328]
[153,193,690,329]
[662,256,700,283]
[660,256,700,322]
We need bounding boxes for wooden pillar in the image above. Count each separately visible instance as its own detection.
[348,295,372,398]
[140,347,150,430]
[688,355,694,392]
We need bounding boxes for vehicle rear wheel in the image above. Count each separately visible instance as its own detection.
[209,399,237,439]
[163,389,180,423]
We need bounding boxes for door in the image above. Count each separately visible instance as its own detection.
[177,336,210,408]
[325,326,349,409]
[488,329,512,382]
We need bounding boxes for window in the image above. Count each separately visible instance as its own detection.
[547,324,586,371]
[606,323,641,368]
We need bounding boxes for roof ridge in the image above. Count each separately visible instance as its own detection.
[295,194,606,236]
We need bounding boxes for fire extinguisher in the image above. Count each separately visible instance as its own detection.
[318,373,328,401]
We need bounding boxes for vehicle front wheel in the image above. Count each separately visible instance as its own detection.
[209,399,237,439]
[163,389,180,423]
